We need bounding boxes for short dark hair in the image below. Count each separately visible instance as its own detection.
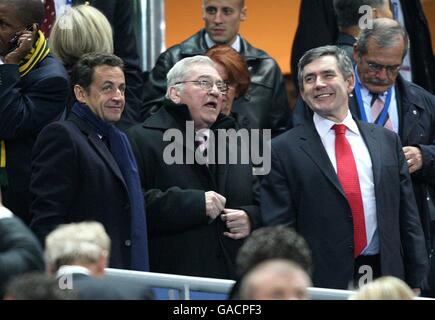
[298,45,354,91]
[333,0,386,28]
[206,44,251,97]
[0,0,44,25]
[71,52,124,91]
[236,226,313,277]
[356,18,408,60]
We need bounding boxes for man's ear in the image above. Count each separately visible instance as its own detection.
[352,44,359,64]
[168,86,181,104]
[240,6,247,22]
[74,85,87,104]
[346,73,355,94]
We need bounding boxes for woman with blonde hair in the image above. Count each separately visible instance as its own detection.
[349,276,415,300]
[49,4,113,71]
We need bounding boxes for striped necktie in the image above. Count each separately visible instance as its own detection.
[370,93,393,131]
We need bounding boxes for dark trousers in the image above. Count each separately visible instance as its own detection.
[353,254,381,289]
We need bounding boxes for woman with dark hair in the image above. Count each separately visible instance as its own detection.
[206,45,250,119]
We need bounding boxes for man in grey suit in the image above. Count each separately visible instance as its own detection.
[261,45,428,291]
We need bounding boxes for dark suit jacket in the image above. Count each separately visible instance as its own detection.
[292,77,435,253]
[0,55,70,224]
[30,113,133,269]
[0,216,45,297]
[261,119,428,289]
[127,102,261,279]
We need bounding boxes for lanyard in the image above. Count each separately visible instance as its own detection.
[354,66,393,127]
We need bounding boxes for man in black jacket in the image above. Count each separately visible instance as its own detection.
[127,55,261,279]
[142,0,289,136]
[0,0,69,224]
[292,20,435,293]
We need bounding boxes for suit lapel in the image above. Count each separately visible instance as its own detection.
[299,123,346,197]
[70,115,126,186]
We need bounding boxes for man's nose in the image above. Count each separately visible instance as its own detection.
[376,67,389,80]
[213,11,223,23]
[314,77,326,88]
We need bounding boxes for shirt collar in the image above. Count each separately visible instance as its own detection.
[205,33,241,52]
[0,206,13,220]
[313,110,360,138]
[56,265,91,278]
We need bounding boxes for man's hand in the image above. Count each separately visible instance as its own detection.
[205,191,226,221]
[4,23,38,65]
[221,209,251,240]
[403,146,423,174]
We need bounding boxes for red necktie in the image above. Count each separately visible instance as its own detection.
[334,124,367,257]
[41,0,56,38]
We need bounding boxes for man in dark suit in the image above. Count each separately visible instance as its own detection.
[127,55,261,279]
[0,193,45,298]
[0,0,70,224]
[141,0,289,136]
[30,52,149,272]
[293,20,435,285]
[45,221,153,300]
[262,45,428,290]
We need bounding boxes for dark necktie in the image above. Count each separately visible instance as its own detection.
[370,93,393,131]
[334,124,367,257]
[41,0,56,38]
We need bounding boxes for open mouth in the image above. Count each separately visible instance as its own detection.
[204,102,217,109]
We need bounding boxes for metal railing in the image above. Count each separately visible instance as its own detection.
[105,268,356,300]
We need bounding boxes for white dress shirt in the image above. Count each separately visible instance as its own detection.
[313,111,379,255]
[0,206,13,219]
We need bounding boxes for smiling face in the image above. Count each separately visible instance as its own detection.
[0,4,26,56]
[169,63,223,130]
[74,65,126,124]
[202,0,246,45]
[300,55,354,123]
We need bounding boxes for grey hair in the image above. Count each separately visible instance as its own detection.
[333,0,386,28]
[356,18,409,60]
[298,45,354,91]
[45,221,111,273]
[165,55,216,98]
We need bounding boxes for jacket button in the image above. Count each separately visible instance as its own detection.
[124,203,131,211]
[125,240,131,247]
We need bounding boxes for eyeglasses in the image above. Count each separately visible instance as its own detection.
[365,60,402,75]
[175,79,229,94]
